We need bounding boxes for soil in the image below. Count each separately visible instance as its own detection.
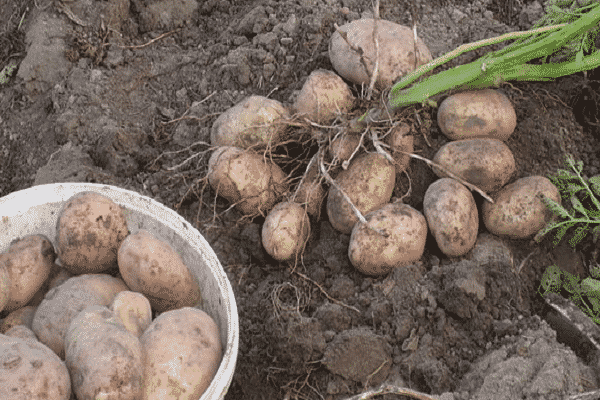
[2,0,600,399]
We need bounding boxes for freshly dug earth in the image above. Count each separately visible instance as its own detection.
[2,0,600,399]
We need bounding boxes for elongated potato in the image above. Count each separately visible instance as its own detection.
[262,201,310,261]
[141,307,223,400]
[118,230,202,313]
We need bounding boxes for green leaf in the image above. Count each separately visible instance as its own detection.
[570,196,589,218]
[539,264,562,296]
[563,270,581,293]
[589,175,600,196]
[566,182,586,197]
[576,48,584,66]
[593,225,600,242]
[588,296,600,314]
[570,224,590,247]
[542,196,572,220]
[581,277,600,297]
[553,223,571,246]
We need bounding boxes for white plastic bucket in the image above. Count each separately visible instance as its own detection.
[0,183,239,400]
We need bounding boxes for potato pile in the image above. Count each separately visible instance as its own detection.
[0,192,222,400]
[205,17,560,277]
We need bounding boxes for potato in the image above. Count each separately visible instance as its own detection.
[0,333,72,400]
[56,191,129,274]
[437,89,517,141]
[0,264,10,314]
[329,132,361,164]
[432,138,516,193]
[110,290,152,337]
[27,261,66,309]
[348,203,427,276]
[294,69,354,125]
[65,305,143,400]
[208,146,288,215]
[262,201,310,261]
[211,95,290,148]
[329,18,433,89]
[482,175,561,239]
[32,273,129,359]
[327,152,396,234]
[118,230,202,313]
[141,307,222,400]
[385,123,413,175]
[4,325,38,341]
[0,306,36,334]
[294,156,325,219]
[423,178,479,256]
[0,234,55,313]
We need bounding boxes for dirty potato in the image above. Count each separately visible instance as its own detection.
[262,201,310,262]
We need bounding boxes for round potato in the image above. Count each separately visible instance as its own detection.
[262,201,310,261]
[348,203,427,276]
[0,333,72,400]
[56,191,129,274]
[0,234,55,313]
[65,305,143,400]
[329,132,361,165]
[432,138,516,193]
[211,95,290,148]
[386,123,413,175]
[208,146,289,215]
[294,69,354,125]
[110,290,152,337]
[118,230,202,313]
[437,89,517,141]
[424,178,479,256]
[141,307,223,400]
[482,175,561,239]
[0,264,10,314]
[327,152,396,234]
[329,18,433,89]
[294,156,325,219]
[0,306,36,334]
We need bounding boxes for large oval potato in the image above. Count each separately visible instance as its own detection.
[208,146,288,215]
[32,273,129,359]
[432,138,516,193]
[262,201,310,261]
[424,178,479,256]
[0,234,55,313]
[211,95,290,148]
[482,175,561,239]
[0,333,72,400]
[141,307,223,400]
[327,152,396,234]
[437,89,517,141]
[56,191,129,274]
[329,18,432,89]
[348,203,427,276]
[294,69,354,125]
[118,230,202,313]
[65,305,143,400]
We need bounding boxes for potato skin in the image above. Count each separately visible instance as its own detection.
[294,69,354,125]
[437,89,517,141]
[208,146,288,215]
[482,176,561,239]
[32,273,129,359]
[262,202,310,261]
[211,95,290,148]
[0,333,72,400]
[0,264,10,314]
[349,203,427,276]
[424,178,479,256]
[110,290,152,337]
[329,18,432,89]
[386,123,413,175]
[432,138,516,193]
[65,305,143,400]
[118,230,202,313]
[327,153,396,234]
[56,191,129,274]
[141,307,223,400]
[1,234,55,313]
[0,306,36,334]
[294,156,325,219]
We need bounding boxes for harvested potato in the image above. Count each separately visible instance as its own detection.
[262,201,310,261]
[424,178,479,256]
[437,89,517,141]
[329,18,432,89]
[327,152,396,234]
[32,273,129,359]
[0,264,9,314]
[329,132,361,164]
[141,307,223,400]
[482,175,561,239]
[348,203,427,276]
[56,191,129,274]
[0,333,72,400]
[385,123,413,176]
[0,306,36,334]
[208,146,288,215]
[118,230,202,313]
[294,69,354,125]
[27,261,65,309]
[4,325,38,341]
[0,234,55,313]
[65,305,143,400]
[211,95,290,148]
[432,138,516,193]
[110,291,152,337]
[294,156,325,219]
